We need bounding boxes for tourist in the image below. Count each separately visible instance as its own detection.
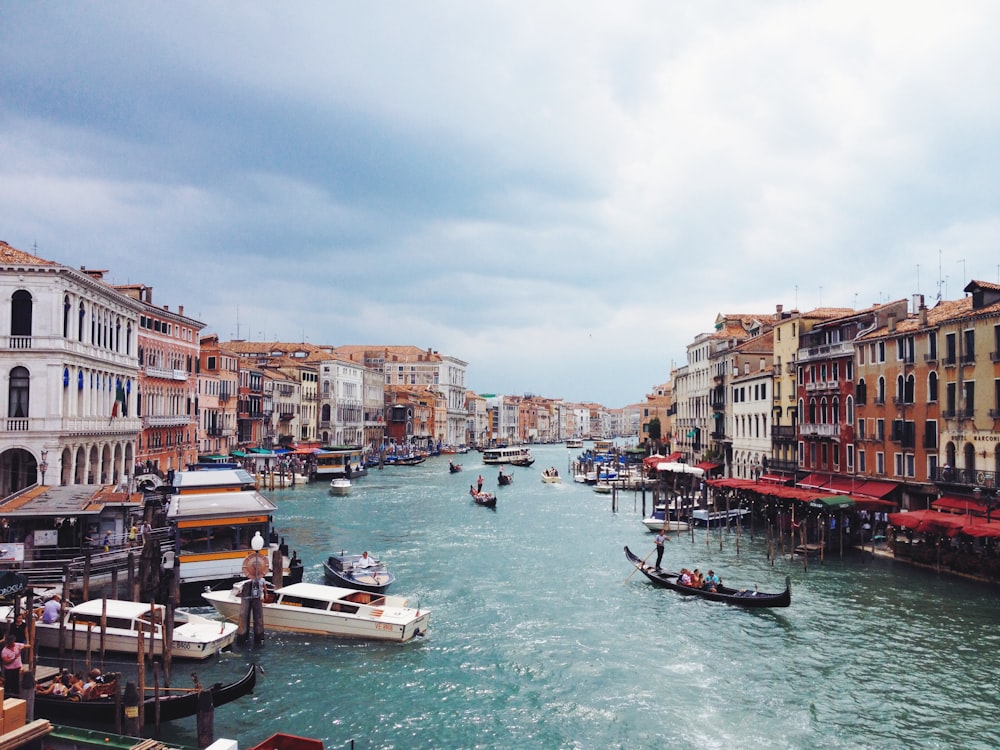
[41,595,62,624]
[1,633,29,697]
[103,530,113,552]
[356,551,375,569]
[703,570,720,592]
[127,523,138,547]
[679,569,693,586]
[654,529,667,570]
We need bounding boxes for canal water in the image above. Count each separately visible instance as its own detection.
[149,444,999,750]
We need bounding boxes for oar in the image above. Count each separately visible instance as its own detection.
[624,548,657,582]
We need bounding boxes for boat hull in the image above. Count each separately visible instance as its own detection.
[323,554,395,594]
[624,546,790,608]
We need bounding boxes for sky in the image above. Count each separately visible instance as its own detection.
[3,2,1000,408]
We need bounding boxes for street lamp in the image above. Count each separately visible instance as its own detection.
[39,449,48,486]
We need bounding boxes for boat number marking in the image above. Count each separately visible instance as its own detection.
[375,623,393,631]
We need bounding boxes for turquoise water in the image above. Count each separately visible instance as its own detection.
[151,444,1000,750]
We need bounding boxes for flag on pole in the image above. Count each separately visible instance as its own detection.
[110,382,126,421]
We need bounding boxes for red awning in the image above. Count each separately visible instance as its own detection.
[854,480,898,499]
[889,509,966,535]
[932,495,989,516]
[759,473,791,485]
[849,496,897,511]
[960,519,1000,538]
[664,452,682,462]
[823,476,858,494]
[695,461,721,472]
[642,454,666,469]
[797,473,829,490]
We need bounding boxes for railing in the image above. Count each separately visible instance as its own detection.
[5,418,28,431]
[145,414,192,427]
[933,466,997,489]
[800,423,840,437]
[7,336,31,349]
[772,425,797,439]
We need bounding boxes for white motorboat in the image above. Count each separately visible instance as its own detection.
[329,477,352,496]
[202,580,430,642]
[641,516,691,532]
[692,508,750,526]
[540,468,562,484]
[26,598,238,660]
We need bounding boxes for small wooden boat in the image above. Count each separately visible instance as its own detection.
[203,582,430,642]
[329,477,352,496]
[497,470,513,486]
[33,663,257,727]
[469,488,497,507]
[448,461,463,473]
[323,552,395,594]
[624,546,790,608]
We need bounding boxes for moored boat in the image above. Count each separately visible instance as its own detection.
[25,598,237,659]
[202,581,430,642]
[482,446,534,466]
[624,546,790,608]
[322,552,395,594]
[33,662,257,727]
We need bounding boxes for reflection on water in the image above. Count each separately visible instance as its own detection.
[146,446,1000,750]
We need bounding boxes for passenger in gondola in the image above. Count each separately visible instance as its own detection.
[679,569,693,586]
[691,569,704,589]
[703,570,720,592]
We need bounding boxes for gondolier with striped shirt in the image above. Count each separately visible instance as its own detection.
[654,529,668,570]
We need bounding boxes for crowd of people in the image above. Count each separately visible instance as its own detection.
[677,568,721,592]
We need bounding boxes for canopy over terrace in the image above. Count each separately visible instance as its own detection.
[889,509,1000,538]
[708,477,898,512]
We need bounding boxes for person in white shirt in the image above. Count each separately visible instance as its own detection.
[355,551,375,569]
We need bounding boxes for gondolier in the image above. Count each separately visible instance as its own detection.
[654,529,667,570]
[239,532,270,647]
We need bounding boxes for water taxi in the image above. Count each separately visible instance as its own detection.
[482,446,534,466]
[202,581,429,642]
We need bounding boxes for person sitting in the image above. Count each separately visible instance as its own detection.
[41,595,62,624]
[355,551,375,569]
[703,570,720,592]
[36,674,70,697]
[691,569,704,589]
[679,568,693,586]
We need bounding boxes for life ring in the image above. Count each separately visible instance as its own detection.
[977,471,987,485]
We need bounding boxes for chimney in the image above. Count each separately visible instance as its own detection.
[179,305,184,316]
[917,295,927,326]
[775,304,783,316]
[144,287,153,304]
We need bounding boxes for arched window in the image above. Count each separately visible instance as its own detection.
[78,301,86,341]
[846,395,854,425]
[126,321,132,355]
[856,378,867,405]
[896,374,904,402]
[877,377,886,403]
[904,374,915,404]
[10,290,32,337]
[322,404,332,421]
[808,398,817,423]
[8,366,29,418]
[63,296,71,337]
[928,371,939,402]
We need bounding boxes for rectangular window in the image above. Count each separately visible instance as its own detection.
[858,449,866,472]
[928,331,938,359]
[846,444,855,472]
[876,418,885,441]
[924,420,938,449]
[858,418,866,440]
[894,452,903,476]
[876,452,885,475]
[905,453,915,478]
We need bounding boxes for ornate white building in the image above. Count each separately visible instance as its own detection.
[0,242,142,495]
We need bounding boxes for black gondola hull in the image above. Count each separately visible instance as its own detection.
[624,546,790,608]
[33,663,257,727]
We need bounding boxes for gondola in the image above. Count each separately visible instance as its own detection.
[469,488,497,507]
[32,662,258,727]
[448,461,462,473]
[624,546,790,608]
[497,470,513,486]
[323,552,395,594]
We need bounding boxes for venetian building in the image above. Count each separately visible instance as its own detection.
[0,242,141,494]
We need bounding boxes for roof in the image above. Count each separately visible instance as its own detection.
[71,599,164,618]
[167,490,277,520]
[0,241,55,266]
[0,485,141,518]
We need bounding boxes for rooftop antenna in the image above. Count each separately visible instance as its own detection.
[936,249,943,302]
[235,305,241,340]
[958,258,967,290]
[819,285,823,306]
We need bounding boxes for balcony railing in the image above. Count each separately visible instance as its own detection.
[5,418,28,431]
[934,466,997,488]
[8,336,31,350]
[145,414,192,427]
[772,425,797,439]
[799,423,841,437]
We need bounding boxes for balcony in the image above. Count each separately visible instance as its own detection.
[772,425,797,440]
[799,341,853,362]
[799,423,841,438]
[960,354,976,365]
[934,466,997,488]
[145,414,193,427]
[7,336,31,350]
[924,353,938,363]
[5,418,28,432]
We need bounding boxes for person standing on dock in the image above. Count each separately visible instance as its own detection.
[654,529,668,571]
[239,531,269,647]
[2,633,29,697]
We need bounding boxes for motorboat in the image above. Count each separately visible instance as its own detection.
[540,468,562,484]
[329,477,352,496]
[202,581,430,642]
[323,552,395,594]
[691,508,750,526]
[26,598,238,660]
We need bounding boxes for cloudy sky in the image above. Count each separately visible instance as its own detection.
[3,2,1000,407]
